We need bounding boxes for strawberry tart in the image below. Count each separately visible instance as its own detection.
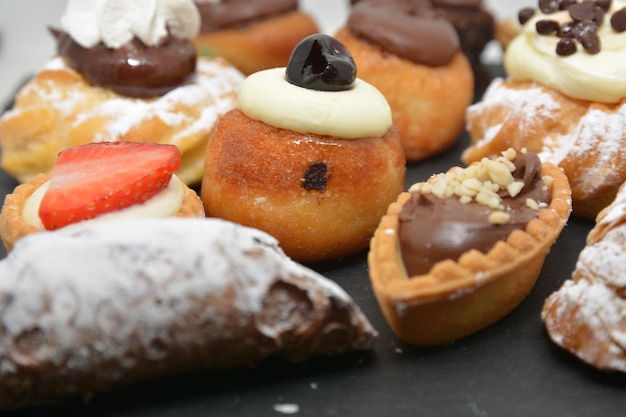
[0,141,204,252]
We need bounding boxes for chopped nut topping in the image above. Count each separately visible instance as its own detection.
[489,211,512,225]
[408,148,550,225]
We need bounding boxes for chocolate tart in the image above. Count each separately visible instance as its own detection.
[368,160,572,346]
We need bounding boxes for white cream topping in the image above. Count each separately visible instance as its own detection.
[22,175,185,230]
[504,2,626,103]
[237,68,393,139]
[61,0,201,49]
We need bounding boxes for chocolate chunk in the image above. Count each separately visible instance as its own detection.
[302,162,329,191]
[559,0,577,10]
[611,7,626,32]
[556,37,577,55]
[558,22,577,38]
[518,7,536,25]
[578,24,601,54]
[568,2,598,22]
[536,19,560,34]
[538,0,560,14]
[596,0,612,12]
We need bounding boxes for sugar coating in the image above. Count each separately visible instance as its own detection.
[468,78,626,197]
[543,186,626,371]
[0,218,375,389]
[32,56,243,143]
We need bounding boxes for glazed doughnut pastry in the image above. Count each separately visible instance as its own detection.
[543,180,626,372]
[335,1,474,162]
[202,34,406,263]
[368,149,572,346]
[0,218,378,409]
[350,0,495,88]
[192,0,320,75]
[0,142,204,252]
[0,0,243,185]
[464,0,626,219]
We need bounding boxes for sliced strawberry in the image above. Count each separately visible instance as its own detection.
[39,141,181,230]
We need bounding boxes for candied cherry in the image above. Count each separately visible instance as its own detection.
[286,34,356,91]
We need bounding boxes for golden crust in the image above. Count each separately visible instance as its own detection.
[0,57,243,185]
[334,26,474,162]
[368,162,572,346]
[495,17,520,50]
[0,173,205,252]
[201,109,406,263]
[464,78,626,219]
[542,181,626,372]
[193,11,319,75]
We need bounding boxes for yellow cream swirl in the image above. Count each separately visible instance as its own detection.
[23,175,185,230]
[504,2,626,103]
[237,68,393,139]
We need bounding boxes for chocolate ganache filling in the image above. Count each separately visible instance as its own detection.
[195,0,298,32]
[398,153,551,277]
[51,28,197,99]
[347,1,460,66]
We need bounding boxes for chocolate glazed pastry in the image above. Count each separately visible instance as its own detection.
[350,0,495,88]
[50,28,197,98]
[0,218,377,409]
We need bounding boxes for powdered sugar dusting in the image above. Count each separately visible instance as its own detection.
[468,78,560,149]
[540,106,626,193]
[543,185,626,371]
[24,57,243,143]
[0,218,376,390]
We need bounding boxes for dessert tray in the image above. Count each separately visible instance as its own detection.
[1,67,625,417]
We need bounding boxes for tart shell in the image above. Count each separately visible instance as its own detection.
[368,162,572,346]
[0,173,205,252]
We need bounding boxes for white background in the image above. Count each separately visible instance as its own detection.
[0,0,526,106]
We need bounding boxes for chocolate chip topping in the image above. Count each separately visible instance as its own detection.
[556,37,578,54]
[523,0,621,56]
[519,7,536,24]
[536,19,560,34]
[611,7,626,31]
[302,162,329,191]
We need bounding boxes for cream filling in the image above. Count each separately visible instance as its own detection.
[505,3,626,103]
[237,67,393,139]
[23,175,185,230]
[61,0,201,49]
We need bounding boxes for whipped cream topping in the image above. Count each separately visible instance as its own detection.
[61,0,201,49]
[237,68,393,139]
[22,175,185,230]
[505,1,626,103]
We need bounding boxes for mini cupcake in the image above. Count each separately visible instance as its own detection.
[368,149,572,346]
[202,34,406,263]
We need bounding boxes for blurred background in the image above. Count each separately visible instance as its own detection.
[0,0,527,107]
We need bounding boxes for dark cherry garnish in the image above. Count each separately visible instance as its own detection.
[286,34,356,91]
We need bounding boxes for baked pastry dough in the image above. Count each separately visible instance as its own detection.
[464,78,626,219]
[542,181,626,372]
[0,56,243,185]
[0,218,377,409]
[0,173,205,252]
[368,158,571,346]
[334,26,473,162]
[202,109,406,263]
[193,10,319,75]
